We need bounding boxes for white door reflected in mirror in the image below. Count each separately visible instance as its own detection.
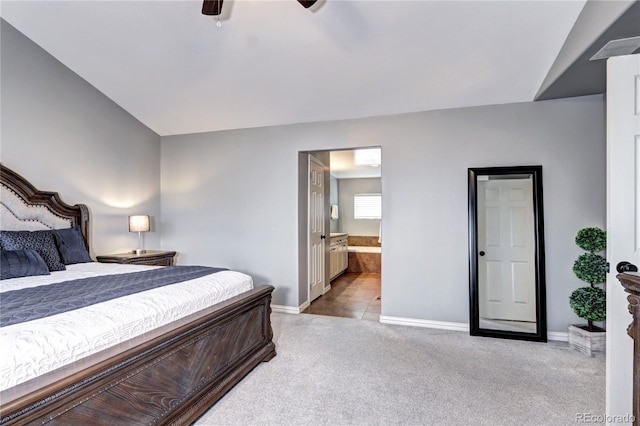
[468,165,546,342]
[477,175,536,334]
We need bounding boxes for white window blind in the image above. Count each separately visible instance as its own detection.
[354,194,381,219]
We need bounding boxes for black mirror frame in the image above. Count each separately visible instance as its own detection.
[468,165,547,342]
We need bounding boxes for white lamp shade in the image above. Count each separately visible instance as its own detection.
[129,215,150,232]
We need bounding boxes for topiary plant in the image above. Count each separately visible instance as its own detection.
[569,286,606,323]
[573,253,607,285]
[575,227,606,253]
[569,227,607,331]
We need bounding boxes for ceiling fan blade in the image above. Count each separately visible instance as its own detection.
[202,0,223,16]
[297,0,318,9]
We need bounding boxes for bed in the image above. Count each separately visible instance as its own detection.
[0,163,276,425]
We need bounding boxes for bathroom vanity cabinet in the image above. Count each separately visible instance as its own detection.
[329,233,348,280]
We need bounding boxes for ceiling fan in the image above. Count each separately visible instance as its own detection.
[202,0,318,16]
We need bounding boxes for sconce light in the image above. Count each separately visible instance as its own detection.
[129,215,150,254]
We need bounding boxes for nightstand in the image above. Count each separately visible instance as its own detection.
[96,250,177,266]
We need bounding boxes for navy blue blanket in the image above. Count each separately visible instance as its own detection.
[0,266,227,327]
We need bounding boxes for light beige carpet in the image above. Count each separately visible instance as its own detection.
[195,313,605,426]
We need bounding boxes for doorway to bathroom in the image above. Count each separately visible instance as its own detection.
[300,147,383,321]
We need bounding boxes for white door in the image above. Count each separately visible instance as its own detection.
[606,54,640,419]
[477,177,536,322]
[308,156,325,302]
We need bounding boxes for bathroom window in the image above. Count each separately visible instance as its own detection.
[354,193,381,219]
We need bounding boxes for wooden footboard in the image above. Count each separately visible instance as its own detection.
[0,285,276,425]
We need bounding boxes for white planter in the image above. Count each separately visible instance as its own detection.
[568,325,606,357]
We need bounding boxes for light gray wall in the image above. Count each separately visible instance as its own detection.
[0,20,162,256]
[337,178,382,238]
[161,95,605,333]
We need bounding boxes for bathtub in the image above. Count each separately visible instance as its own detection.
[347,246,381,273]
[348,246,381,254]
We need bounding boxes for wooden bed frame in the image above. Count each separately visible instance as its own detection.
[0,164,276,425]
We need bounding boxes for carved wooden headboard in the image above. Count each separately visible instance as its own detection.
[0,163,90,250]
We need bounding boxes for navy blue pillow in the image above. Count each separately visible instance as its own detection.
[53,226,92,264]
[1,249,51,280]
[0,230,66,271]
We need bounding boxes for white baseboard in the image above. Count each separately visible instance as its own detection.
[547,331,569,342]
[271,305,301,314]
[379,315,470,332]
[272,309,570,342]
[272,301,309,315]
[380,315,569,342]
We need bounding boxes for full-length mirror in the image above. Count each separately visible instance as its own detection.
[468,166,547,342]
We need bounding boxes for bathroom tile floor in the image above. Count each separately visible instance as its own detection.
[303,272,381,321]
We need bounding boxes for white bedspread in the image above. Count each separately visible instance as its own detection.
[0,263,253,391]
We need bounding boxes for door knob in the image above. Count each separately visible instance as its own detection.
[479,251,485,256]
[616,261,639,273]
[320,235,326,240]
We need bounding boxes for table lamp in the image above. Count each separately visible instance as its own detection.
[129,215,150,254]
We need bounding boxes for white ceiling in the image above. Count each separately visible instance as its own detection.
[330,148,381,179]
[1,0,587,137]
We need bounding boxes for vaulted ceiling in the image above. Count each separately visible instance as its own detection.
[1,1,637,137]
